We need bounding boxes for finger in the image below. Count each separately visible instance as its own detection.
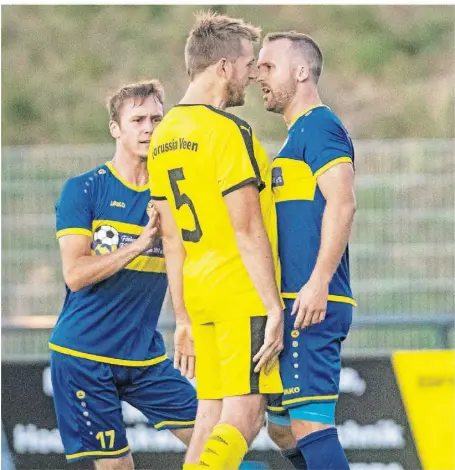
[294,306,307,329]
[302,308,315,329]
[290,297,300,316]
[186,356,195,380]
[254,346,273,373]
[180,354,188,377]
[318,310,327,324]
[148,210,158,226]
[173,349,181,370]
[253,343,268,363]
[264,354,279,375]
[312,310,323,325]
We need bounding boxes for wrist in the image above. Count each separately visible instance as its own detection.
[309,268,332,286]
[175,310,191,324]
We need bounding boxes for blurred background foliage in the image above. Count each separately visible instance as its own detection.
[2,4,454,146]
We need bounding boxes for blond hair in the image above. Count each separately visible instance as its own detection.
[107,80,165,124]
[185,11,261,80]
[264,32,323,83]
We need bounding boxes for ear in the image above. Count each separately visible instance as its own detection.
[109,120,120,139]
[296,65,309,83]
[216,57,233,80]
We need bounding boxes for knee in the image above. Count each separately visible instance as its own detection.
[95,454,134,470]
[267,421,295,450]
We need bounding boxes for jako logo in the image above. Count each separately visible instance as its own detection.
[110,200,126,208]
[284,387,300,395]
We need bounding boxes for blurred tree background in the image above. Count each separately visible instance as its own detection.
[2,4,454,146]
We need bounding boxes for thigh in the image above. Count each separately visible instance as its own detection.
[216,315,282,397]
[50,352,129,463]
[192,322,222,400]
[120,358,197,431]
[280,300,353,409]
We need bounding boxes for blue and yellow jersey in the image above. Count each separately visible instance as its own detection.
[272,105,356,306]
[49,162,168,366]
[148,105,280,324]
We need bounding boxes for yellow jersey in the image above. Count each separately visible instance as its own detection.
[148,104,279,324]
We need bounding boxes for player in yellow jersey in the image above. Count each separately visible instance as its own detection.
[148,11,284,470]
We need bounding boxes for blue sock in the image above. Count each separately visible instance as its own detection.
[297,428,349,470]
[281,447,307,469]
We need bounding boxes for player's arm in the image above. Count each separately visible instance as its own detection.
[292,118,356,328]
[59,209,159,292]
[153,198,195,379]
[224,184,283,373]
[312,163,356,285]
[224,185,283,316]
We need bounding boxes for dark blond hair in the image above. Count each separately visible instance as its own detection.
[264,32,323,83]
[107,80,165,124]
[185,11,261,80]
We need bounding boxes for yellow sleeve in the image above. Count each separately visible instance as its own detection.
[216,123,265,196]
[147,155,167,200]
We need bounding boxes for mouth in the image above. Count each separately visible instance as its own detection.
[261,86,271,98]
[139,140,150,145]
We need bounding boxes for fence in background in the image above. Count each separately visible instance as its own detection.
[2,139,454,356]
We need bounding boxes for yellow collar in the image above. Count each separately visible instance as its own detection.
[288,104,329,129]
[106,162,149,192]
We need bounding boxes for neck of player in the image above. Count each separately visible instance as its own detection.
[111,148,149,187]
[180,76,229,110]
[283,86,323,128]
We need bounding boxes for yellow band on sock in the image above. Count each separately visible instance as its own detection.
[199,423,248,469]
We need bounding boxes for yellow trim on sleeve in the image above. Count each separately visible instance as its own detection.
[313,156,353,179]
[106,162,149,192]
[49,343,167,367]
[66,445,130,460]
[282,394,339,406]
[154,420,196,430]
[281,292,357,307]
[56,228,92,240]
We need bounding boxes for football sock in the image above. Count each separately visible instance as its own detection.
[198,423,248,469]
[297,428,349,470]
[281,447,308,469]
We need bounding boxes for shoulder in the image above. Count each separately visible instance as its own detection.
[296,106,349,136]
[60,163,109,199]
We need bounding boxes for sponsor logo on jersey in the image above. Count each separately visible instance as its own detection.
[110,200,126,208]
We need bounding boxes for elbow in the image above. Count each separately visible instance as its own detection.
[63,270,84,292]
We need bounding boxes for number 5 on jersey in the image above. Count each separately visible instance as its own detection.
[168,168,203,243]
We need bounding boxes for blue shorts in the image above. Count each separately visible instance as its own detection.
[268,299,352,425]
[51,351,197,462]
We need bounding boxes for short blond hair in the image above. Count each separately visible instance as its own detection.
[264,32,323,83]
[185,11,261,81]
[107,80,165,124]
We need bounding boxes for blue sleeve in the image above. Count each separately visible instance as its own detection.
[302,116,354,178]
[55,177,93,239]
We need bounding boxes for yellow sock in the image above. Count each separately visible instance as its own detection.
[198,423,248,469]
[183,464,205,469]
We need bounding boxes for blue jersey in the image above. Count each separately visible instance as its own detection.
[49,162,168,366]
[272,105,356,306]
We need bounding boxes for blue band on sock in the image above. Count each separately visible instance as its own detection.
[289,402,336,425]
[267,412,292,427]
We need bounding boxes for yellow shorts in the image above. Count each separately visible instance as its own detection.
[192,315,283,400]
